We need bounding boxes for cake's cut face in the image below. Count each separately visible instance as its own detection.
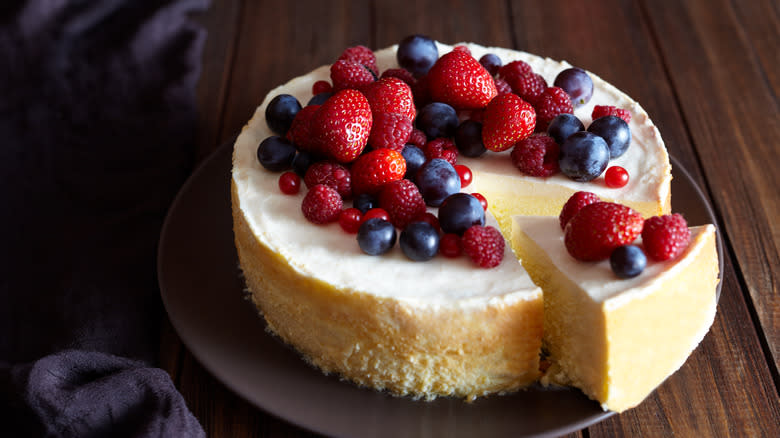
[230,39,710,408]
[512,216,719,412]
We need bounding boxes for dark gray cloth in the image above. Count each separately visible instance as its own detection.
[0,0,208,436]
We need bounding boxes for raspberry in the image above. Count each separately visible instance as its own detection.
[338,45,378,76]
[369,112,413,151]
[462,225,505,268]
[559,191,600,230]
[304,161,352,199]
[508,72,547,107]
[535,86,574,131]
[498,60,533,82]
[439,233,462,258]
[381,68,417,87]
[407,129,427,148]
[510,134,560,177]
[564,202,644,261]
[493,77,513,95]
[330,59,376,92]
[592,105,631,123]
[378,179,427,229]
[642,214,691,261]
[286,105,320,153]
[301,184,343,224]
[423,138,458,165]
[312,80,332,95]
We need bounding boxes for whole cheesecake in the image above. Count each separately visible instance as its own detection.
[231,40,714,411]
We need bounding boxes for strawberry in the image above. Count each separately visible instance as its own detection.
[350,148,406,195]
[363,77,416,122]
[564,202,644,261]
[378,179,426,229]
[286,104,320,153]
[368,112,412,151]
[481,93,536,152]
[330,59,376,92]
[642,214,691,261]
[559,191,600,230]
[311,89,372,163]
[426,50,497,109]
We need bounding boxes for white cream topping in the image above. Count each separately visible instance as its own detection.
[232,41,671,307]
[513,216,714,306]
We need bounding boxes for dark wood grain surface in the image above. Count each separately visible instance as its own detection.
[160,0,780,436]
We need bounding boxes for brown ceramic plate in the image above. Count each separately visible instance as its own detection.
[158,143,722,438]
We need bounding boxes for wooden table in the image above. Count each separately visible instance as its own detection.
[159,0,779,436]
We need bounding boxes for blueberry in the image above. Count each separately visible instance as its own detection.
[353,193,378,214]
[307,92,332,106]
[547,113,585,145]
[256,136,297,171]
[265,94,301,135]
[610,245,647,278]
[397,34,439,77]
[479,53,502,76]
[357,218,397,256]
[454,120,487,158]
[438,193,486,235]
[553,67,594,108]
[416,102,458,139]
[291,150,316,176]
[400,221,440,261]
[558,131,610,182]
[587,115,631,159]
[415,158,461,207]
[401,144,426,181]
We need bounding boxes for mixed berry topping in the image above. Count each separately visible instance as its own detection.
[557,192,691,278]
[255,37,650,269]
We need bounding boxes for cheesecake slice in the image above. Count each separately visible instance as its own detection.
[512,216,719,412]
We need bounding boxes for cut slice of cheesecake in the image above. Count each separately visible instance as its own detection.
[511,216,719,412]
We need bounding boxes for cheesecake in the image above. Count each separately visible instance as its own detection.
[230,40,715,410]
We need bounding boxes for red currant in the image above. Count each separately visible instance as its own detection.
[339,208,363,233]
[413,212,441,232]
[278,171,301,194]
[605,166,629,188]
[361,208,390,225]
[471,192,488,211]
[439,233,462,258]
[312,80,332,95]
[454,164,473,188]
